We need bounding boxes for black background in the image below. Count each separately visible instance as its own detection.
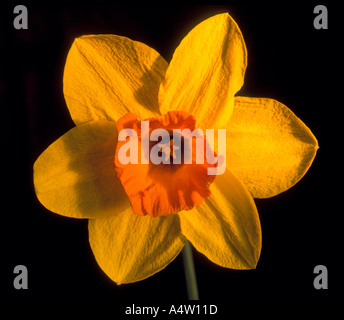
[1,2,342,307]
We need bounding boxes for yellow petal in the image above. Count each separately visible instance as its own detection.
[227,97,319,198]
[64,35,168,125]
[159,13,247,128]
[179,170,261,269]
[34,121,129,219]
[88,207,186,284]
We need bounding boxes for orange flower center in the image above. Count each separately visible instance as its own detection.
[114,111,217,217]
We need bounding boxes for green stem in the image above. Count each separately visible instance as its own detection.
[182,241,199,300]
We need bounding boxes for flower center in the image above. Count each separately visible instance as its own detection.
[158,138,179,162]
[114,111,218,217]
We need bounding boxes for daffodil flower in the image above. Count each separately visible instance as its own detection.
[33,13,318,285]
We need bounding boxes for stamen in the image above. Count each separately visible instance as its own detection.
[158,139,180,162]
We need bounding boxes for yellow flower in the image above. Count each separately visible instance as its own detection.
[33,13,318,284]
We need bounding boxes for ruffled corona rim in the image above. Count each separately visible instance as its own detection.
[114,111,217,217]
